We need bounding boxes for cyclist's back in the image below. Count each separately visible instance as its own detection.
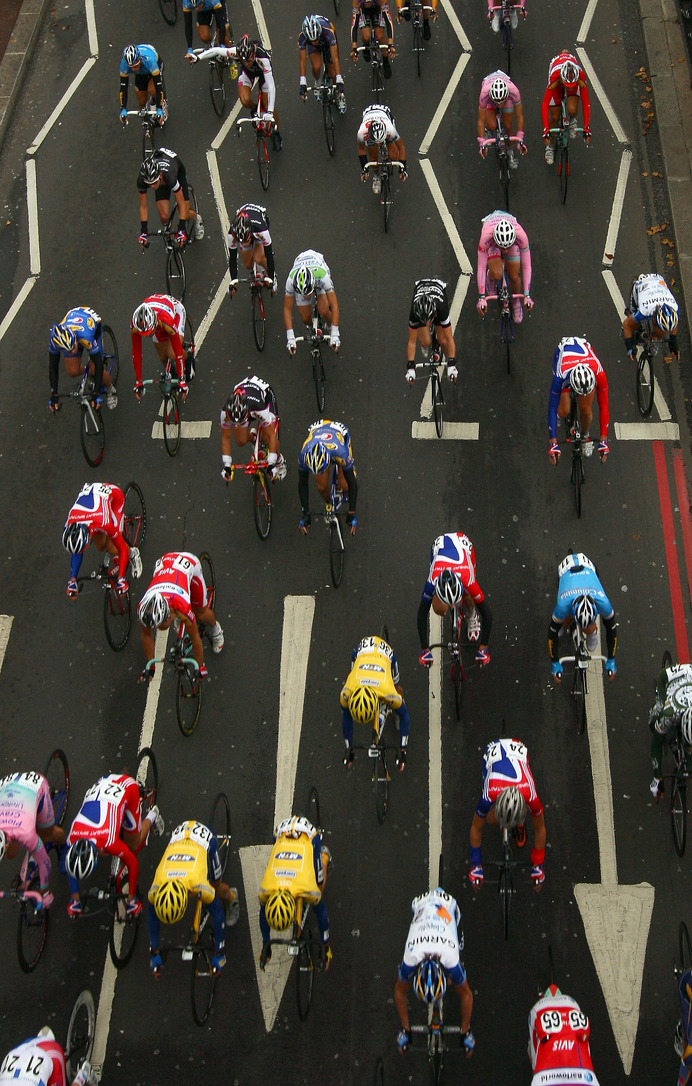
[0,1032,95,1086]
[529,986,599,1085]
[340,635,403,710]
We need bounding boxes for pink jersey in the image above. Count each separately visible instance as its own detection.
[476,210,531,295]
[131,293,186,384]
[0,1037,67,1086]
[66,483,129,578]
[69,773,143,888]
[478,71,522,111]
[0,772,55,886]
[476,738,543,818]
[138,552,206,623]
[529,988,599,1085]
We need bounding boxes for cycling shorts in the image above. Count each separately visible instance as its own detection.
[486,242,520,262]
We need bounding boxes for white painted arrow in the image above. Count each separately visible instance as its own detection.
[574,631,654,1076]
[239,595,315,1032]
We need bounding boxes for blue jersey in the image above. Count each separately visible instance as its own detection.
[547,337,607,438]
[298,16,337,51]
[298,420,354,472]
[49,307,102,356]
[551,553,614,623]
[183,0,223,9]
[119,44,162,77]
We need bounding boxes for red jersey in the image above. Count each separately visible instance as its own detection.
[139,551,206,624]
[541,52,590,132]
[529,988,599,1085]
[66,483,129,578]
[68,773,143,889]
[131,293,185,383]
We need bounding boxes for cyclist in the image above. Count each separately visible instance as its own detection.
[487,0,526,32]
[183,0,232,61]
[284,249,340,353]
[299,14,347,113]
[118,43,165,125]
[528,984,599,1085]
[138,551,224,681]
[137,149,203,248]
[469,737,546,887]
[357,103,407,194]
[676,967,692,1085]
[64,769,164,918]
[340,634,410,769]
[541,51,591,165]
[476,210,532,323]
[298,419,358,534]
[0,769,66,908]
[394,888,475,1056]
[648,659,692,799]
[623,272,680,361]
[0,1030,96,1086]
[228,203,276,297]
[48,307,117,414]
[148,817,240,976]
[350,0,395,77]
[477,70,526,170]
[221,377,287,481]
[258,814,332,970]
[131,294,194,401]
[192,34,283,151]
[62,482,142,599]
[417,533,492,669]
[395,0,437,40]
[405,278,457,383]
[547,337,610,465]
[548,552,617,683]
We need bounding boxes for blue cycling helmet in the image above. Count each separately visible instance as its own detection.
[51,323,77,354]
[302,15,322,42]
[305,441,330,475]
[414,959,446,1004]
[656,303,677,333]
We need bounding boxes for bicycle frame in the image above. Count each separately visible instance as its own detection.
[225,421,274,540]
[354,43,389,101]
[124,105,160,160]
[236,111,272,190]
[557,621,606,733]
[363,151,404,232]
[549,98,585,204]
[561,389,595,518]
[294,298,327,411]
[409,987,461,1085]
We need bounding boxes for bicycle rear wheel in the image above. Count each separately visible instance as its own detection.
[257,137,270,190]
[374,748,389,824]
[199,551,216,612]
[17,875,49,972]
[252,287,266,351]
[681,921,692,971]
[636,350,654,417]
[209,792,231,877]
[499,864,512,940]
[177,662,202,737]
[312,347,326,412]
[253,470,272,540]
[329,516,345,587]
[142,120,156,162]
[431,369,444,438]
[135,746,158,815]
[103,578,131,652]
[323,97,336,156]
[191,944,216,1025]
[559,144,569,205]
[44,749,69,825]
[571,450,583,518]
[158,0,177,25]
[101,324,119,387]
[163,391,181,457]
[572,666,587,735]
[123,481,147,548]
[663,650,673,670]
[79,403,105,467]
[166,246,186,301]
[109,863,140,969]
[209,59,226,116]
[296,923,315,1020]
[672,779,687,857]
[64,990,95,1081]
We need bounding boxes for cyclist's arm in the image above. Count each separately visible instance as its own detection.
[547,376,562,439]
[392,136,406,160]
[283,293,294,330]
[184,9,195,48]
[169,331,185,382]
[602,612,617,658]
[454,977,473,1035]
[112,838,140,894]
[112,528,131,580]
[530,810,546,852]
[206,892,226,952]
[151,68,165,109]
[540,86,552,133]
[469,811,485,849]
[649,724,667,779]
[147,899,161,950]
[312,896,330,942]
[595,370,609,438]
[578,81,590,129]
[141,624,156,661]
[119,74,129,110]
[476,241,489,295]
[341,705,354,746]
[417,596,433,649]
[547,617,562,661]
[406,325,421,363]
[299,43,308,79]
[263,243,276,280]
[48,349,61,398]
[298,467,310,516]
[517,236,532,295]
[258,59,277,112]
[342,466,358,511]
[476,106,487,140]
[329,42,342,77]
[514,101,525,136]
[138,191,149,237]
[88,347,105,402]
[394,976,412,1030]
[258,900,271,941]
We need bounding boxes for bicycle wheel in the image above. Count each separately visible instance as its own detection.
[323,97,336,156]
[44,748,69,825]
[572,666,587,735]
[500,155,511,211]
[431,370,444,438]
[333,0,340,12]
[101,324,119,387]
[253,470,272,540]
[636,350,654,417]
[209,59,226,117]
[571,450,583,518]
[672,779,687,857]
[373,1057,385,1086]
[374,748,389,824]
[123,481,147,548]
[559,145,569,205]
[252,287,266,351]
[163,391,181,457]
[109,864,139,969]
[257,137,270,191]
[209,792,231,877]
[312,347,326,412]
[158,0,177,25]
[135,746,158,816]
[199,551,215,612]
[503,21,512,76]
[142,120,155,162]
[65,990,95,1081]
[191,945,216,1026]
[414,22,423,76]
[663,650,673,670]
[166,245,186,301]
[17,875,49,972]
[499,864,512,940]
[680,921,692,971]
[296,924,315,1021]
[79,403,105,467]
[103,579,131,652]
[329,516,345,588]
[176,662,202,737]
[306,786,320,828]
[382,170,391,232]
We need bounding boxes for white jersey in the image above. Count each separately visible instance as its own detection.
[0,1038,67,1086]
[630,273,678,321]
[284,249,334,303]
[357,104,400,145]
[399,889,464,981]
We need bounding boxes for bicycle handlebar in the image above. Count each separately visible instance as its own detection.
[479,135,523,146]
[363,160,405,172]
[558,653,607,665]
[0,888,45,905]
[398,4,434,11]
[236,116,273,135]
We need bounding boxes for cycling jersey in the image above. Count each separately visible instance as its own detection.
[541,52,590,132]
[340,635,409,746]
[119,44,164,109]
[285,249,335,304]
[551,553,614,624]
[220,377,278,430]
[397,889,465,985]
[236,44,276,111]
[183,0,227,48]
[298,15,338,52]
[228,203,274,279]
[136,148,187,196]
[0,1037,68,1086]
[476,738,543,818]
[478,70,522,110]
[139,552,207,624]
[351,0,393,44]
[649,664,692,776]
[409,279,451,329]
[64,482,128,581]
[258,820,329,942]
[298,420,358,516]
[476,210,531,295]
[67,773,143,892]
[0,772,56,888]
[131,293,186,385]
[547,337,609,440]
[529,989,599,1086]
[421,533,482,603]
[49,306,105,400]
[629,273,679,324]
[147,818,226,954]
[357,103,400,145]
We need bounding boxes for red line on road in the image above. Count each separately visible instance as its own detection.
[654,441,689,663]
[674,449,692,616]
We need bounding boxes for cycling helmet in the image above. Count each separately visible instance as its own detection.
[226,388,249,425]
[66,839,98,880]
[494,785,526,830]
[0,830,6,862]
[304,441,330,475]
[265,888,296,931]
[276,816,313,839]
[124,44,142,68]
[560,60,579,86]
[569,362,596,396]
[62,522,90,555]
[571,593,597,629]
[656,303,677,333]
[132,302,157,335]
[138,592,170,629]
[413,293,436,323]
[414,959,446,1004]
[682,708,692,747]
[139,158,161,186]
[154,878,188,925]
[302,15,322,42]
[293,266,316,298]
[348,684,379,726]
[232,209,252,244]
[435,568,464,607]
[366,117,387,144]
[492,218,516,249]
[237,34,255,63]
[50,323,77,354]
[489,77,509,104]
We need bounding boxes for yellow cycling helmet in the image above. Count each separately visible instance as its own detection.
[265,888,296,931]
[349,684,379,725]
[154,878,188,925]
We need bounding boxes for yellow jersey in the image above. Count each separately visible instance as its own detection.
[148,820,218,908]
[259,829,322,906]
[340,635,403,712]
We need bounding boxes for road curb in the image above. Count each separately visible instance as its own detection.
[0,0,51,155]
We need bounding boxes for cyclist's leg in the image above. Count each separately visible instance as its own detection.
[486,256,504,292]
[565,92,579,123]
[308,45,322,81]
[484,107,499,133]
[260,421,280,455]
[315,291,332,328]
[237,72,255,109]
[252,240,268,274]
[502,103,516,136]
[197,12,213,44]
[64,353,85,379]
[155,192,171,227]
[556,388,571,421]
[314,467,331,502]
[417,325,432,352]
[297,301,313,329]
[504,253,521,293]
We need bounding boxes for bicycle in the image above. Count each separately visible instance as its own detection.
[143,552,216,736]
[64,989,95,1082]
[398,3,433,76]
[350,629,401,823]
[409,323,446,437]
[657,650,690,856]
[55,325,119,468]
[140,313,195,457]
[429,603,481,721]
[158,0,177,25]
[313,50,342,157]
[484,820,533,940]
[74,747,158,970]
[557,620,607,735]
[629,321,658,418]
[235,264,269,351]
[479,130,522,211]
[75,481,147,652]
[354,42,391,101]
[144,186,200,302]
[236,109,272,191]
[559,388,595,519]
[488,2,523,75]
[548,97,586,206]
[224,423,274,541]
[0,750,69,972]
[124,103,164,162]
[294,297,329,411]
[200,27,237,117]
[484,271,523,374]
[363,155,405,232]
[307,465,348,587]
[675,921,692,1060]
[407,967,462,1084]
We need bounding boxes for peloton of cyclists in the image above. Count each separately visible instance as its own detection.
[405,278,457,384]
[284,250,340,353]
[623,272,680,361]
[299,14,347,113]
[477,70,526,170]
[48,307,117,414]
[547,552,618,682]
[357,103,407,194]
[298,419,358,534]
[546,337,610,465]
[476,210,532,323]
[228,204,276,296]
[221,377,287,481]
[340,634,410,768]
[417,533,492,669]
[541,51,591,165]
[62,482,142,599]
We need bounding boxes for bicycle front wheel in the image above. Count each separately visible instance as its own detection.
[166,245,186,301]
[382,171,391,232]
[209,59,226,116]
[135,746,158,816]
[559,144,569,204]
[499,864,513,940]
[17,876,49,972]
[257,137,270,190]
[44,748,69,825]
[253,470,272,540]
[296,925,315,1020]
[101,323,119,386]
[209,792,231,877]
[374,748,389,824]
[103,580,131,652]
[252,287,266,351]
[680,921,692,971]
[672,779,687,857]
[109,865,140,969]
[79,403,105,467]
[329,516,345,587]
[176,662,202,737]
[191,946,216,1025]
[323,97,336,156]
[312,347,326,412]
[65,990,95,1081]
[199,551,216,612]
[572,666,587,735]
[431,370,444,438]
[413,22,423,76]
[158,0,177,25]
[571,450,584,518]
[163,391,181,457]
[123,481,147,548]
[636,350,654,417]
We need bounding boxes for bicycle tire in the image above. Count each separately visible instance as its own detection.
[253,470,272,540]
[680,921,692,972]
[199,551,216,613]
[432,1040,442,1086]
[252,287,266,351]
[306,786,320,828]
[17,874,49,972]
[103,578,131,652]
[44,749,69,825]
[135,746,158,816]
[65,990,95,1081]
[312,347,326,412]
[375,748,389,824]
[158,0,177,25]
[500,156,511,211]
[191,945,216,1026]
[296,924,315,1020]
[257,137,270,191]
[79,403,105,467]
[176,662,202,737]
[101,323,119,387]
[333,0,341,13]
[209,59,226,117]
[414,22,422,77]
[382,170,391,232]
[109,863,139,969]
[499,863,512,940]
[142,120,156,163]
[323,97,336,156]
[503,20,512,76]
[672,780,687,857]
[559,144,569,205]
[431,370,444,438]
[208,792,231,878]
[329,516,345,588]
[163,391,181,457]
[663,650,673,670]
[636,349,655,417]
[187,184,200,242]
[166,245,186,301]
[373,1057,385,1086]
[572,666,586,735]
[123,481,147,548]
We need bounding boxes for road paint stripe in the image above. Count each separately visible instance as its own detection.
[602,150,632,265]
[419,51,470,156]
[0,616,13,678]
[449,273,471,330]
[210,97,244,153]
[274,595,316,824]
[673,449,692,613]
[251,0,271,49]
[585,630,617,882]
[85,0,98,55]
[196,273,229,352]
[138,628,170,751]
[613,422,679,440]
[419,159,472,274]
[412,422,479,440]
[207,148,230,237]
[577,0,600,42]
[653,441,690,662]
[91,951,117,1076]
[654,376,672,421]
[0,277,35,343]
[439,0,472,50]
[151,421,212,440]
[601,268,625,314]
[28,57,97,154]
[428,612,442,888]
[577,47,628,145]
[239,843,286,1031]
[26,160,40,275]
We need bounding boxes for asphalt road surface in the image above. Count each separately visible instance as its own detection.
[0,0,690,1083]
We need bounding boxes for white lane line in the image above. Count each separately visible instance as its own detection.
[251,0,272,48]
[429,612,442,887]
[614,421,679,440]
[28,57,98,154]
[207,148,230,237]
[577,0,600,42]
[0,616,13,678]
[197,274,230,351]
[419,159,472,274]
[577,47,628,146]
[138,628,170,751]
[654,377,673,421]
[419,51,470,156]
[449,274,471,330]
[602,149,632,265]
[0,278,35,343]
[85,0,98,55]
[439,0,472,51]
[601,268,625,314]
[412,422,479,440]
[151,421,213,440]
[26,160,40,276]
[210,97,244,153]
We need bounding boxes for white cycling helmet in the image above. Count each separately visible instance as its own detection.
[489,77,509,104]
[569,363,596,396]
[435,568,464,607]
[492,218,516,249]
[138,592,170,629]
[560,60,579,86]
[366,117,387,144]
[132,303,157,335]
[572,593,597,629]
[66,838,98,880]
[494,786,526,829]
